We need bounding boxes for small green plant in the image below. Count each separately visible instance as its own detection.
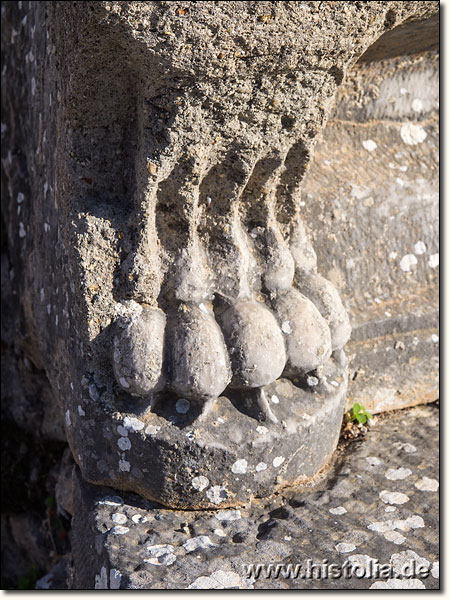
[350,402,373,425]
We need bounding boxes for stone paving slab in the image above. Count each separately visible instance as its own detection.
[71,403,439,589]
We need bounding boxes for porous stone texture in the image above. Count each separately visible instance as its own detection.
[70,403,439,589]
[1,0,438,509]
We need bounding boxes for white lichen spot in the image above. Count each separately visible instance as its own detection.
[389,251,398,259]
[256,426,268,435]
[176,398,190,414]
[336,543,356,553]
[109,569,121,590]
[256,462,267,472]
[145,545,176,566]
[110,526,129,535]
[111,513,127,525]
[428,253,439,269]
[385,467,412,480]
[131,514,147,524]
[385,506,396,513]
[329,506,347,515]
[391,550,430,575]
[348,555,377,577]
[414,241,427,255]
[144,424,161,435]
[77,405,85,417]
[400,87,408,95]
[183,535,215,553]
[44,222,50,232]
[18,222,26,238]
[17,192,25,204]
[400,123,427,145]
[411,98,423,113]
[281,321,292,334]
[188,570,254,590]
[118,460,130,472]
[370,579,425,589]
[362,139,377,152]
[414,477,439,492]
[64,410,71,426]
[431,561,439,579]
[379,491,409,505]
[431,334,439,343]
[117,425,128,437]
[306,376,319,387]
[383,530,405,544]
[119,377,130,389]
[400,254,417,272]
[118,437,131,451]
[271,395,280,404]
[215,509,241,521]
[123,416,145,431]
[191,476,209,491]
[206,486,228,505]
[273,456,285,468]
[231,459,248,474]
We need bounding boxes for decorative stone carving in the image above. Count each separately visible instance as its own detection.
[1,1,438,508]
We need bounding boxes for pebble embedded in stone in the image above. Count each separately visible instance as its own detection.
[414,477,439,492]
[183,536,215,553]
[306,376,319,387]
[271,395,280,404]
[110,526,129,535]
[111,513,127,525]
[273,456,285,468]
[99,496,124,506]
[117,425,128,436]
[329,506,347,515]
[214,528,226,537]
[131,514,147,524]
[379,491,409,505]
[256,462,267,472]
[256,426,268,435]
[77,405,86,416]
[385,467,412,480]
[176,399,190,414]
[123,416,145,431]
[231,459,248,474]
[145,424,161,435]
[145,545,176,566]
[335,543,356,553]
[191,476,209,491]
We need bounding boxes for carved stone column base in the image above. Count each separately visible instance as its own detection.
[78,360,346,509]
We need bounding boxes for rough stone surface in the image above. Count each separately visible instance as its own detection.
[1,0,438,510]
[70,403,439,589]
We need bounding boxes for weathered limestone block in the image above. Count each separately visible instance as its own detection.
[1,1,438,508]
